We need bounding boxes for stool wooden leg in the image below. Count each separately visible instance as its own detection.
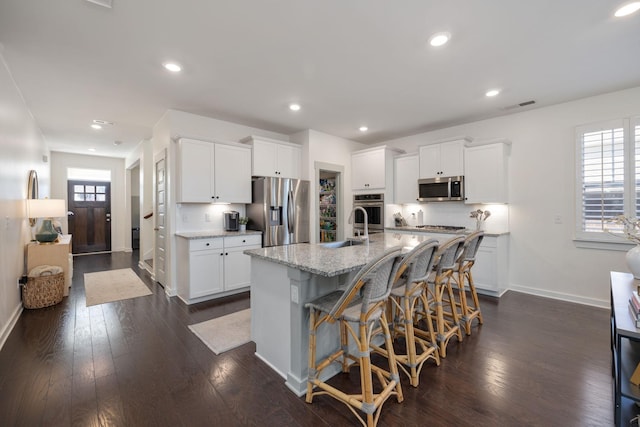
[380,311,403,403]
[403,294,419,387]
[445,277,464,343]
[306,308,318,403]
[468,269,483,325]
[341,319,350,373]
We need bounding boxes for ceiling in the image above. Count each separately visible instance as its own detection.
[1,1,639,158]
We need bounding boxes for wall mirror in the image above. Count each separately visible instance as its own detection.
[27,170,39,226]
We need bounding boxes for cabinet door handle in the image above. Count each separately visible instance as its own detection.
[220,253,224,256]
[225,252,228,256]
[206,243,210,246]
[242,239,246,242]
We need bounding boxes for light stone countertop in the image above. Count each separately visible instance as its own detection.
[244,232,456,277]
[175,230,262,239]
[384,226,509,237]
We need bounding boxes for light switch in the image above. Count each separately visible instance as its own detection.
[554,215,562,224]
[291,285,299,304]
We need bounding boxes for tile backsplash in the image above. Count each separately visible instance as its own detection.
[176,203,246,232]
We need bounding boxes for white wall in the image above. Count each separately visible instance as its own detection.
[126,139,154,262]
[0,53,50,348]
[50,152,127,252]
[293,129,366,243]
[152,109,291,295]
[382,86,640,307]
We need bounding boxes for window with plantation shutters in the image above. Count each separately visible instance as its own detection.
[575,117,640,245]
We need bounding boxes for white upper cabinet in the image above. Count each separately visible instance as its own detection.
[213,143,252,203]
[418,138,467,179]
[464,140,510,204]
[394,154,419,204]
[352,148,386,190]
[177,138,251,203]
[241,136,301,179]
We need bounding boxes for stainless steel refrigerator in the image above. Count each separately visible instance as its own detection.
[248,177,310,247]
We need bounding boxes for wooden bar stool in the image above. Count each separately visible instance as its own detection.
[454,231,485,335]
[419,235,465,358]
[305,248,404,427]
[385,239,440,387]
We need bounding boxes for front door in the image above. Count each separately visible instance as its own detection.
[67,180,111,254]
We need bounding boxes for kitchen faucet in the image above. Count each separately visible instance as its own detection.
[348,206,368,241]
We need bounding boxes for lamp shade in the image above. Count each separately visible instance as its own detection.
[27,199,66,218]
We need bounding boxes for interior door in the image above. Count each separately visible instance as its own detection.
[154,150,167,287]
[67,180,111,254]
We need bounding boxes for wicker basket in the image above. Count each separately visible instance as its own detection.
[23,270,65,309]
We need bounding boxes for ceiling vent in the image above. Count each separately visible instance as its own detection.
[502,100,536,111]
[86,0,113,8]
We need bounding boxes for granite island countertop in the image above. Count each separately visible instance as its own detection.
[385,226,509,237]
[175,230,262,239]
[244,232,455,277]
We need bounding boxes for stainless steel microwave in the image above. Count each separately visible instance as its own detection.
[418,176,464,202]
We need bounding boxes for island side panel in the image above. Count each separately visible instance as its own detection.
[250,258,291,378]
[286,269,353,396]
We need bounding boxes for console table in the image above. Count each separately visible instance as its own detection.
[26,235,73,296]
[611,271,640,425]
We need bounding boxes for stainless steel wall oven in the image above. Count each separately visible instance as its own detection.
[353,193,384,234]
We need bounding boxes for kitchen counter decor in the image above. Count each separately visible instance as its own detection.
[470,209,491,231]
[608,215,640,279]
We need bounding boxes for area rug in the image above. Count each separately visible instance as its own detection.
[84,268,152,307]
[189,309,251,355]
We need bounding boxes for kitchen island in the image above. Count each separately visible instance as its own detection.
[244,232,451,396]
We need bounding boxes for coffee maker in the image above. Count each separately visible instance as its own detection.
[224,211,239,231]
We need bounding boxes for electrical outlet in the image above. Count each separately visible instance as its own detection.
[205,213,211,222]
[182,214,188,222]
[554,215,562,224]
[291,285,299,304]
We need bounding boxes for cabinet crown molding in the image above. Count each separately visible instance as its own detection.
[239,135,300,147]
[418,136,473,148]
[351,144,404,155]
[466,137,512,147]
[176,137,248,149]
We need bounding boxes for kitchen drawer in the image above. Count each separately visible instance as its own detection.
[225,234,262,248]
[189,238,223,251]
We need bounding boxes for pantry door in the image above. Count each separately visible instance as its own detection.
[67,180,111,253]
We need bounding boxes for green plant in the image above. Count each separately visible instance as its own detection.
[239,216,249,225]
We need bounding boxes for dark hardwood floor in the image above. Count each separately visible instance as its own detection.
[0,251,613,426]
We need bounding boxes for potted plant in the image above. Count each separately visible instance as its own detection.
[239,216,249,232]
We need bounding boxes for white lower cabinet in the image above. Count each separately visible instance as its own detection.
[223,235,260,291]
[177,234,262,304]
[468,234,508,296]
[384,229,508,296]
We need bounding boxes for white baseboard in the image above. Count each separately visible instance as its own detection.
[0,303,23,352]
[508,284,608,309]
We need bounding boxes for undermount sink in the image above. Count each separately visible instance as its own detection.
[320,239,369,248]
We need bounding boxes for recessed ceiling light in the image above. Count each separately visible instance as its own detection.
[88,148,96,152]
[289,103,301,111]
[91,124,102,130]
[359,126,369,132]
[163,62,182,72]
[113,140,122,146]
[429,32,451,47]
[485,89,501,97]
[615,2,640,16]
